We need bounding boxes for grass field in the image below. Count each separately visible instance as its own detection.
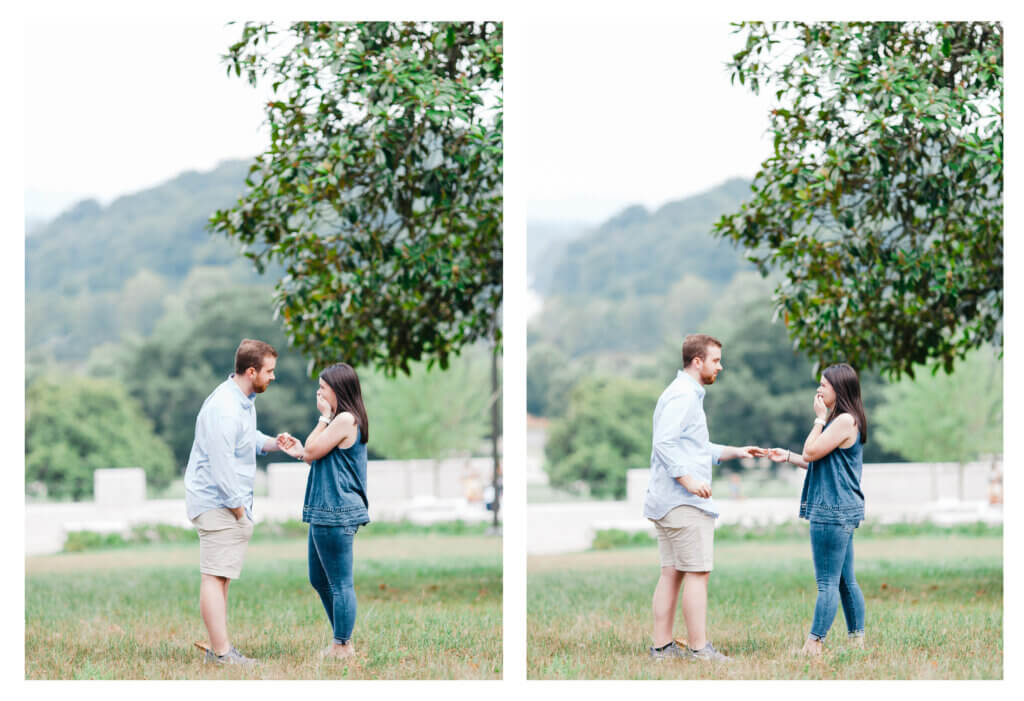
[528,535,1002,679]
[26,533,501,679]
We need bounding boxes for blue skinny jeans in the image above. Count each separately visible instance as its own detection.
[808,520,866,641]
[308,524,357,645]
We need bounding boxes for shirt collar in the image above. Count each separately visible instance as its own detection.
[677,369,706,399]
[227,374,256,408]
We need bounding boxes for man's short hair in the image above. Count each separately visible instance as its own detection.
[681,334,723,368]
[235,339,278,375]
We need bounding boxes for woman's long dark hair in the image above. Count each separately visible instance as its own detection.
[320,362,369,444]
[822,363,868,444]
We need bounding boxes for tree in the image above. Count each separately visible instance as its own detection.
[874,345,1001,498]
[526,342,581,418]
[545,376,659,499]
[26,376,176,500]
[360,347,494,497]
[121,287,322,468]
[714,22,1002,378]
[211,21,502,376]
[695,273,902,467]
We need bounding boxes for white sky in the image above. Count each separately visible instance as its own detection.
[527,20,777,224]
[23,18,273,220]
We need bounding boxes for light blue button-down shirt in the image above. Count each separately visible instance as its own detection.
[184,376,273,521]
[642,370,724,520]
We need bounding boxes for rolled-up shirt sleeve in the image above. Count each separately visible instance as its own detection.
[205,409,248,508]
[652,395,702,478]
[255,429,275,456]
[709,442,724,465]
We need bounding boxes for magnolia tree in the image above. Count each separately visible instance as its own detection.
[211,21,502,376]
[715,22,1002,378]
[211,21,503,524]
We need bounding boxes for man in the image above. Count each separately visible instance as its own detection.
[184,338,291,665]
[643,333,761,661]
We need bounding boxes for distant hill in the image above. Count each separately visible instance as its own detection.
[543,178,754,299]
[26,160,259,296]
[526,219,589,293]
[527,178,760,358]
[25,160,280,365]
[25,218,47,237]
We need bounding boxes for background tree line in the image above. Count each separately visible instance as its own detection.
[529,22,1002,500]
[27,22,504,503]
[529,177,1001,499]
[26,164,495,501]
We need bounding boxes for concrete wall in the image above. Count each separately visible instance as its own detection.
[94,468,146,507]
[26,458,499,556]
[528,460,1003,554]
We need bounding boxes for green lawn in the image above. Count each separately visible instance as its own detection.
[528,535,1002,679]
[26,534,501,679]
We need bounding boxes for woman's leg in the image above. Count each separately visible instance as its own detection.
[310,525,357,646]
[808,521,851,643]
[837,527,866,638]
[308,526,335,630]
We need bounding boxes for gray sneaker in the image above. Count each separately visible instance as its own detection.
[204,645,257,666]
[689,642,730,662]
[649,641,693,660]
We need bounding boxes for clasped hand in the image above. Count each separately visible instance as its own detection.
[739,446,792,463]
[745,447,792,463]
[276,432,305,459]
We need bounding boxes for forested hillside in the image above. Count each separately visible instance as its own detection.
[26,160,281,366]
[544,178,753,299]
[527,178,911,489]
[527,179,755,359]
[25,160,496,498]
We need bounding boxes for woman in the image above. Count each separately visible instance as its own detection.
[766,363,867,656]
[280,362,370,660]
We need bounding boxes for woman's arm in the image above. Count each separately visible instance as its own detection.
[767,447,809,470]
[802,412,857,463]
[302,412,359,464]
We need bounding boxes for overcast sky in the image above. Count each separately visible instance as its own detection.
[23,18,272,220]
[527,19,776,224]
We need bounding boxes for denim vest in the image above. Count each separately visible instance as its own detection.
[799,418,865,526]
[302,428,370,528]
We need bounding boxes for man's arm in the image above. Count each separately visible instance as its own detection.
[652,396,711,498]
[256,430,279,455]
[204,410,248,519]
[716,445,761,461]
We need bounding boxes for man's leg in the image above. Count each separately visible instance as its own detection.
[652,566,684,647]
[680,571,710,651]
[200,573,232,656]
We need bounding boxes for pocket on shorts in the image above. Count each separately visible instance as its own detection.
[195,508,250,535]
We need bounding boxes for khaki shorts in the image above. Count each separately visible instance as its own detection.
[192,508,255,580]
[651,504,715,572]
